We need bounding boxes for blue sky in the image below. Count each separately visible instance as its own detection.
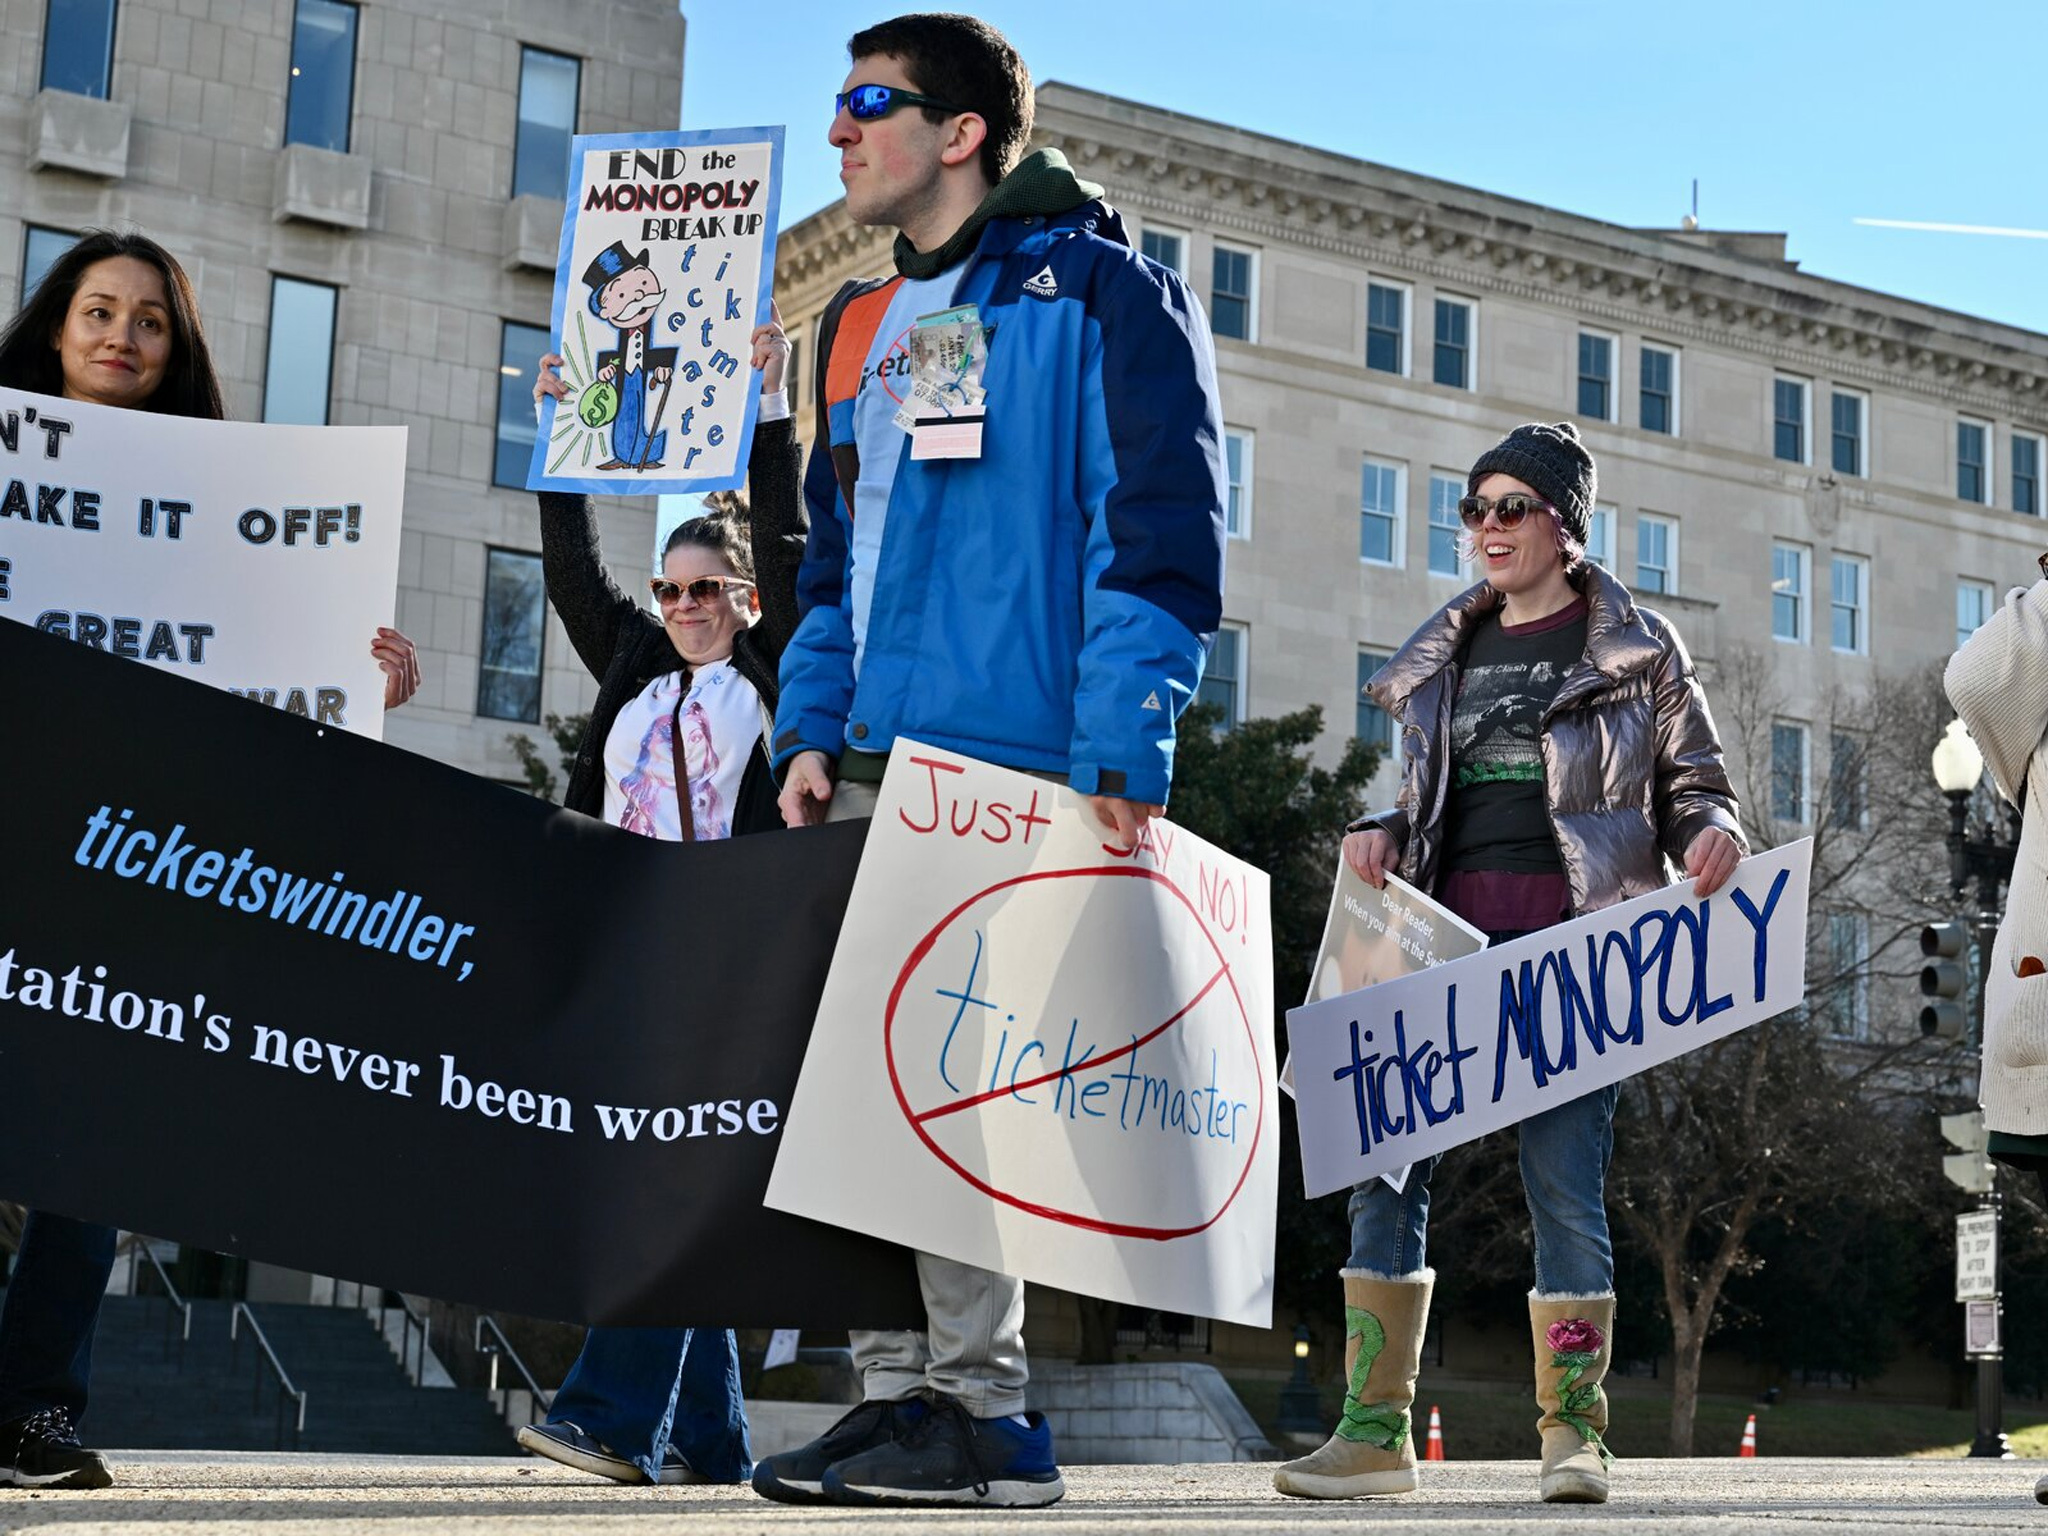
[680,0,2047,336]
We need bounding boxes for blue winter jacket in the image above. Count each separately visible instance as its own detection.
[772,201,1227,806]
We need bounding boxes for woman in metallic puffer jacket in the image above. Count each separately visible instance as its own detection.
[1275,422,1746,1508]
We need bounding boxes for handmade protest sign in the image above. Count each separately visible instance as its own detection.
[528,127,784,503]
[0,386,404,738]
[1286,840,1812,1197]
[0,619,919,1328]
[765,742,1279,1329]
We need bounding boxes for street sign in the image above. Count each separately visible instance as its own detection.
[1965,1298,2001,1357]
[1957,1210,1999,1301]
[1942,1112,1996,1192]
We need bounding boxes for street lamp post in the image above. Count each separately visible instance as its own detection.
[1930,719,2019,1460]
[1275,1324,1324,1436]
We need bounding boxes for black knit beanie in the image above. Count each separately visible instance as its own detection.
[1467,422,1596,546]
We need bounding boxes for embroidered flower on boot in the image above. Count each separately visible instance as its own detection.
[1546,1318,1604,1356]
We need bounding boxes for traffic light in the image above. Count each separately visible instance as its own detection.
[1941,1110,1997,1193]
[1920,922,1969,1038]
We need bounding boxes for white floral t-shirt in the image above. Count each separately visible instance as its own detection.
[601,659,761,842]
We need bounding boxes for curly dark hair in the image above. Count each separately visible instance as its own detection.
[848,14,1032,186]
[0,229,225,420]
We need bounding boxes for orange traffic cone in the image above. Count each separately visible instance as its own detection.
[1738,1413,1757,1457]
[1425,1404,1446,1461]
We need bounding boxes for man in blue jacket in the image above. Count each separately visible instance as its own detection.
[756,11,1226,1513]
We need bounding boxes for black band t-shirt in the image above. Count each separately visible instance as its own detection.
[1439,597,1589,875]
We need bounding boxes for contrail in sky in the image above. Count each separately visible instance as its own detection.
[1854,218,2048,240]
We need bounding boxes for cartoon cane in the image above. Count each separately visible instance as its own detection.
[634,365,679,472]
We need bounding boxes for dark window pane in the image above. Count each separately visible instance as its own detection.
[2016,437,2041,516]
[1958,422,1986,502]
[1432,299,1467,388]
[1830,392,1862,475]
[495,321,553,488]
[1211,248,1250,341]
[286,0,357,152]
[1639,347,1671,434]
[479,549,546,722]
[42,0,116,97]
[512,46,578,200]
[1577,334,1610,420]
[262,276,337,426]
[1366,284,1403,374]
[1356,649,1393,749]
[1140,229,1183,272]
[1773,379,1805,463]
[1196,627,1241,722]
[22,225,78,305]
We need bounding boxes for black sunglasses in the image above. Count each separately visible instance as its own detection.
[650,575,754,607]
[1457,493,1556,532]
[835,83,970,121]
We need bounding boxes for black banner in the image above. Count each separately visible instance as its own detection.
[0,620,919,1327]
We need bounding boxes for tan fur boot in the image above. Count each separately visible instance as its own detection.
[1272,1270,1432,1499]
[1529,1293,1614,1503]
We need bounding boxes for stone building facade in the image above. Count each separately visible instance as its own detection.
[2,0,685,782]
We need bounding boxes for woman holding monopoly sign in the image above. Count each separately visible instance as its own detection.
[513,312,799,1488]
[0,230,421,1492]
[1276,422,1744,1507]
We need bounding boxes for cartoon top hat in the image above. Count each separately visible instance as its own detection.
[583,241,650,299]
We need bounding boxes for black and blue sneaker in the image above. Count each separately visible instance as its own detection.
[821,1394,1064,1508]
[751,1395,927,1505]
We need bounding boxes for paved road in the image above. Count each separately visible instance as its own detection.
[0,1454,2041,1533]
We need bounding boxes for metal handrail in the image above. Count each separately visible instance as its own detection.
[229,1302,307,1448]
[378,1291,431,1386]
[123,1238,192,1353]
[475,1314,553,1422]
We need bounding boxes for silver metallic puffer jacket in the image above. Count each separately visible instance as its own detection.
[1352,562,1746,919]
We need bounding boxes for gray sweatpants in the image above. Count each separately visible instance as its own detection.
[825,776,1031,1417]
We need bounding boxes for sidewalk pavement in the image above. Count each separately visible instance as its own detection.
[0,1453,2041,1533]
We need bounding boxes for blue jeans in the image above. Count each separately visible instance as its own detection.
[1346,1082,1619,1293]
[547,1326,751,1483]
[0,1213,119,1428]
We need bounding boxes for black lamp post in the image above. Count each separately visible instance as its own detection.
[1931,719,2020,1461]
[1275,1323,1323,1435]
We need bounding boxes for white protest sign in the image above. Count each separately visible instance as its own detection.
[528,127,784,503]
[765,741,1279,1328]
[0,386,405,739]
[1287,840,1812,1197]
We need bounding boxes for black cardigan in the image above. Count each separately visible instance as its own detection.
[537,417,805,835]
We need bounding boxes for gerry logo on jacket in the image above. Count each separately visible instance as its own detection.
[1022,264,1060,301]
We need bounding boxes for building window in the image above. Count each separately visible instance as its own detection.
[1577,331,1614,422]
[2014,431,2042,516]
[42,0,117,98]
[1830,389,1867,477]
[1433,297,1471,390]
[1771,719,1810,823]
[1223,429,1252,539]
[479,548,546,723]
[512,46,579,201]
[1211,243,1255,342]
[1636,513,1675,594]
[1366,281,1407,375]
[21,225,77,305]
[285,0,358,152]
[1356,648,1394,752]
[1957,579,1994,649]
[1427,473,1465,577]
[1828,731,1868,833]
[1773,377,1809,464]
[1638,344,1676,435]
[1771,541,1808,644]
[1586,504,1615,570]
[1140,226,1187,277]
[1825,912,1870,1041]
[495,320,552,489]
[1196,622,1246,725]
[1359,458,1404,566]
[1957,418,1990,504]
[262,276,338,426]
[1830,554,1869,655]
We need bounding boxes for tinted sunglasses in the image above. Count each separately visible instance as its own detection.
[650,575,754,607]
[835,84,970,120]
[1457,493,1556,532]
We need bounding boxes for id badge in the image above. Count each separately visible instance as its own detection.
[899,304,989,460]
